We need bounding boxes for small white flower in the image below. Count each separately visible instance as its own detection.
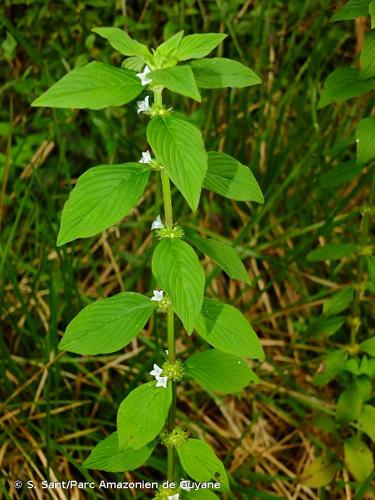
[151,215,165,230]
[155,376,168,388]
[136,65,152,85]
[150,363,163,378]
[139,150,152,164]
[137,95,151,114]
[168,494,179,500]
[151,289,164,302]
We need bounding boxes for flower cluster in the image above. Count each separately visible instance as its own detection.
[160,426,188,448]
[162,359,184,382]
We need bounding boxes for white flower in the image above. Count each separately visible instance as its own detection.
[155,376,168,388]
[168,494,179,500]
[149,363,163,378]
[137,95,151,114]
[136,65,152,85]
[150,363,168,388]
[151,215,165,230]
[151,289,164,302]
[139,150,152,164]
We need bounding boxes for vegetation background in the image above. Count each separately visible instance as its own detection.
[0,0,374,498]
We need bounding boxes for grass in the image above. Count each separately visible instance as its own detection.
[1,0,374,498]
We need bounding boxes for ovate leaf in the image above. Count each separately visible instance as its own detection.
[150,65,201,101]
[360,30,375,79]
[117,382,172,450]
[356,376,372,402]
[185,349,259,394]
[59,292,156,355]
[344,437,374,482]
[203,151,263,202]
[176,439,229,491]
[336,383,363,423]
[195,299,264,360]
[307,243,357,262]
[122,56,145,72]
[83,432,155,472]
[360,336,375,356]
[185,228,250,284]
[358,404,375,443]
[92,27,151,58]
[320,161,362,188]
[331,0,371,21]
[318,68,375,108]
[152,239,205,334]
[155,31,184,58]
[299,456,337,487]
[191,58,261,89]
[356,117,375,166]
[313,349,348,386]
[176,33,227,61]
[57,163,149,246]
[323,287,354,316]
[307,316,345,339]
[147,115,207,211]
[31,62,143,109]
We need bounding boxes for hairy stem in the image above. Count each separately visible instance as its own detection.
[154,87,177,481]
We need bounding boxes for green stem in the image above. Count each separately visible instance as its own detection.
[350,165,375,347]
[161,170,173,229]
[154,87,177,482]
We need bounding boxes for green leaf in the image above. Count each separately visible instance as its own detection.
[191,58,261,89]
[344,437,374,482]
[203,151,264,202]
[307,316,345,339]
[313,349,348,386]
[59,292,156,355]
[57,163,149,246]
[92,27,150,58]
[323,287,354,316]
[186,491,218,499]
[147,115,207,210]
[176,439,229,491]
[176,33,227,61]
[371,1,375,28]
[336,383,363,423]
[360,336,375,356]
[185,348,259,394]
[150,66,201,101]
[330,0,371,21]
[299,456,337,487]
[318,68,375,108]
[195,299,264,360]
[360,30,375,79]
[117,382,172,450]
[356,376,372,401]
[307,243,357,261]
[122,56,145,72]
[152,239,205,333]
[358,404,375,443]
[320,161,362,188]
[31,62,143,109]
[356,117,375,166]
[366,255,375,283]
[83,432,155,472]
[185,228,250,284]
[155,31,184,58]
